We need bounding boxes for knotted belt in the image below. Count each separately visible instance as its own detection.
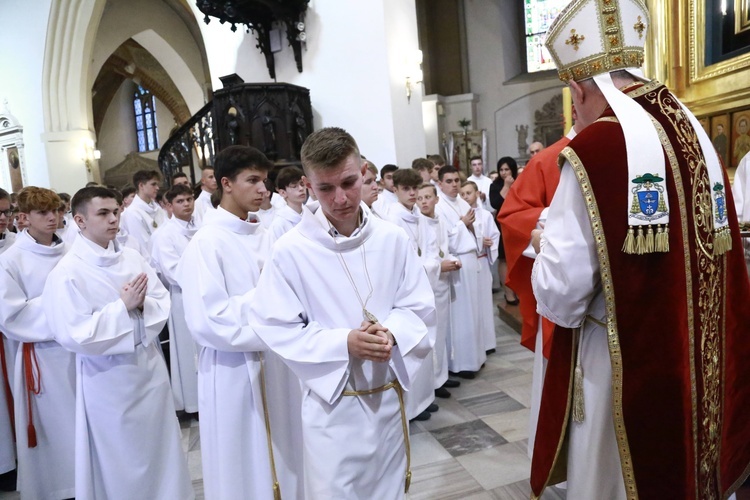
[0,335,15,442]
[22,343,40,448]
[343,380,412,494]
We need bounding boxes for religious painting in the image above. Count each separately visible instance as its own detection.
[689,0,750,83]
[5,146,22,193]
[710,114,730,168]
[698,117,710,135]
[447,130,487,176]
[732,110,750,168]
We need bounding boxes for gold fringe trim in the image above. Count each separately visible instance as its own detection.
[713,227,732,256]
[622,226,636,254]
[623,224,670,254]
[645,226,654,253]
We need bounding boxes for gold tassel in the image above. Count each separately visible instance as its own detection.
[662,225,669,252]
[635,226,646,255]
[645,226,654,253]
[726,228,733,252]
[622,226,636,254]
[405,470,412,494]
[273,483,281,500]
[572,329,585,423]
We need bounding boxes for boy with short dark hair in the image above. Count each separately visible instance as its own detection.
[43,186,192,499]
[151,184,199,415]
[461,181,500,354]
[372,163,399,214]
[119,169,166,258]
[0,187,75,500]
[436,167,486,377]
[268,166,306,241]
[387,168,440,421]
[412,158,434,184]
[177,145,303,499]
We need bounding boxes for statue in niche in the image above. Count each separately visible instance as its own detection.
[262,115,277,158]
[293,114,307,156]
[515,124,529,156]
[227,107,240,145]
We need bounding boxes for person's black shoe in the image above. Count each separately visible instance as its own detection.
[486,348,496,355]
[426,403,439,412]
[443,379,461,388]
[455,371,476,379]
[411,410,431,422]
[435,387,451,398]
[491,288,501,294]
[0,468,17,492]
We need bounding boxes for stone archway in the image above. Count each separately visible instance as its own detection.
[41,0,211,191]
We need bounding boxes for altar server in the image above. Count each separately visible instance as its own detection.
[0,188,16,491]
[435,166,485,377]
[460,181,500,353]
[193,166,217,226]
[177,145,303,500]
[268,166,306,242]
[0,187,75,499]
[43,186,193,500]
[250,127,436,498]
[387,168,439,421]
[119,169,167,257]
[150,184,199,414]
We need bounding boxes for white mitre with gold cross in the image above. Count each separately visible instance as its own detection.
[544,0,730,256]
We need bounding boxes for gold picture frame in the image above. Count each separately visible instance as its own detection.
[737,0,750,34]
[689,0,750,83]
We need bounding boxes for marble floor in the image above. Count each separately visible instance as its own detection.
[0,297,559,499]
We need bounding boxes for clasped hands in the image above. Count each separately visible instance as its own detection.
[348,320,394,363]
[121,272,148,312]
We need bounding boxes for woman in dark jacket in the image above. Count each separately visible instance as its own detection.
[489,156,519,304]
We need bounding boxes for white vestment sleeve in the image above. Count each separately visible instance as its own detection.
[532,163,600,329]
[141,263,171,347]
[732,153,750,222]
[380,249,436,390]
[177,237,264,352]
[251,257,352,405]
[151,232,181,286]
[0,269,52,342]
[44,277,138,356]
[419,220,442,290]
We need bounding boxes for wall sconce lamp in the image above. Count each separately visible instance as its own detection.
[406,50,424,104]
[81,139,101,173]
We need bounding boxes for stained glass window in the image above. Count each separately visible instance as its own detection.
[524,0,569,72]
[133,86,159,152]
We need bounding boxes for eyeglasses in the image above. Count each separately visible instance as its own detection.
[0,210,12,217]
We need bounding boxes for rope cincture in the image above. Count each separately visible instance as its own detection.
[23,343,41,448]
[258,352,282,500]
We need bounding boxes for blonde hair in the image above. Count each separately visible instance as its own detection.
[17,187,61,213]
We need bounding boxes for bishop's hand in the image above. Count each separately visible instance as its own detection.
[121,272,148,312]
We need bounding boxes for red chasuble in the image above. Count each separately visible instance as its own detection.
[531,81,750,499]
[497,137,569,359]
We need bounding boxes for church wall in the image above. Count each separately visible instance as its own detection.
[0,0,53,189]
[189,0,425,169]
[462,0,564,167]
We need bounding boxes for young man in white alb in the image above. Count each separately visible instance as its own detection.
[467,156,494,212]
[435,166,486,378]
[461,181,501,354]
[118,169,167,258]
[177,145,303,500]
[192,166,217,226]
[268,166,306,242]
[43,186,193,500]
[150,184,199,416]
[417,183,462,398]
[0,187,75,499]
[387,168,440,422]
[371,163,399,215]
[250,127,436,498]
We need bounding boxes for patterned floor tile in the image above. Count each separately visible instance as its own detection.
[430,419,507,457]
[458,391,525,418]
